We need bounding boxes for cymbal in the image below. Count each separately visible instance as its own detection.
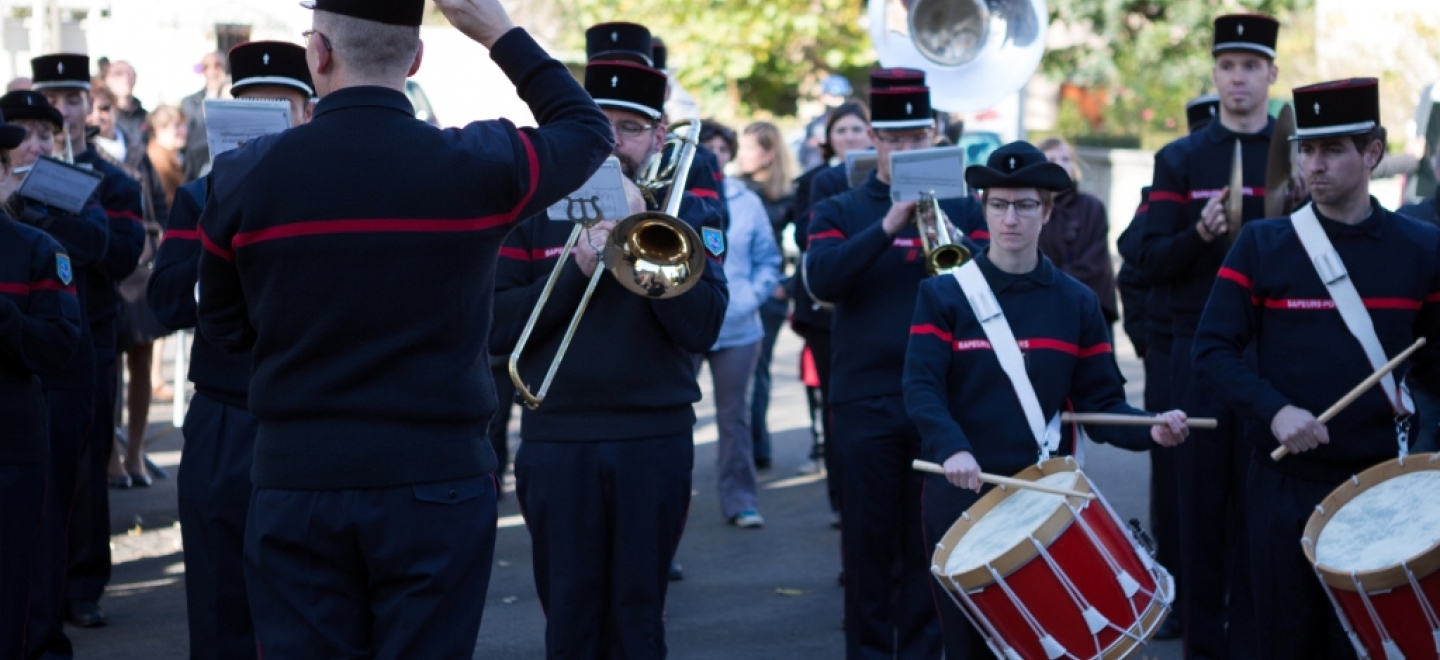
[1226,140,1243,246]
[1265,104,1296,218]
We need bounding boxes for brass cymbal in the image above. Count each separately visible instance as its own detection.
[1265,104,1296,218]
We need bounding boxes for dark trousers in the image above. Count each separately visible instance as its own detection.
[920,475,998,660]
[66,347,116,603]
[751,296,787,465]
[516,435,692,660]
[489,364,516,476]
[177,393,259,660]
[795,326,840,513]
[244,474,497,660]
[1144,345,1182,604]
[1,462,46,659]
[27,388,93,660]
[1171,335,1256,660]
[834,395,940,660]
[1246,462,1356,660]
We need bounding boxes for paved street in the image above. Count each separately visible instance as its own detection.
[73,329,1182,659]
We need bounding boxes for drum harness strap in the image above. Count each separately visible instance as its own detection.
[1290,204,1413,462]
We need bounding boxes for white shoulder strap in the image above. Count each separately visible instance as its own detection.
[1290,204,1413,414]
[953,261,1060,458]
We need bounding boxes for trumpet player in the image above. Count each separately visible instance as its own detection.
[490,27,727,659]
[803,67,984,660]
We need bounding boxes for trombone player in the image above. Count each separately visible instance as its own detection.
[490,34,727,659]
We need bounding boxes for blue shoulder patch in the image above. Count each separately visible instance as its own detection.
[56,253,72,286]
[702,226,725,257]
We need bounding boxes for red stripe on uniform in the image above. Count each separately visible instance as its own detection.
[30,280,66,292]
[1134,203,1149,216]
[1217,267,1252,290]
[1426,292,1440,303]
[511,131,541,223]
[1019,338,1079,355]
[971,230,990,240]
[1149,190,1187,204]
[0,282,29,295]
[950,337,1100,355]
[809,229,845,241]
[499,246,531,261]
[911,324,953,342]
[231,215,516,249]
[688,187,720,199]
[199,227,234,261]
[1077,342,1113,358]
[161,229,199,244]
[1262,298,1423,311]
[106,209,144,225]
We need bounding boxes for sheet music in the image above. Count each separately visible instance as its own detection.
[16,156,104,214]
[845,150,878,188]
[203,99,292,164]
[889,146,966,202]
[547,157,630,223]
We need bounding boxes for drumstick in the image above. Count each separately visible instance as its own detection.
[911,460,1096,500]
[1060,412,1218,429]
[1271,337,1427,461]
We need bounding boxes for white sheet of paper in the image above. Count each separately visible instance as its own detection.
[889,146,966,202]
[846,150,878,189]
[547,157,630,223]
[16,157,103,214]
[203,99,292,164]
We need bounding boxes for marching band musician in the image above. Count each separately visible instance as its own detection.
[0,108,82,658]
[194,0,614,655]
[145,40,313,660]
[803,67,985,660]
[1136,14,1281,656]
[905,142,1191,658]
[1194,78,1440,660]
[489,38,728,658]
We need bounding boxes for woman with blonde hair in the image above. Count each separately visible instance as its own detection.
[1037,137,1117,327]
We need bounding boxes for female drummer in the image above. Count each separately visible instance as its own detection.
[903,141,1190,657]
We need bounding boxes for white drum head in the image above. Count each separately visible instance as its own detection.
[1316,470,1440,573]
[944,470,1080,575]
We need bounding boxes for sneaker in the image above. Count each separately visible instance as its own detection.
[731,510,764,528]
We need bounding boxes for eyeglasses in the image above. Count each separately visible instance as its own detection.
[302,29,333,53]
[874,131,933,147]
[985,198,1045,216]
[613,121,655,139]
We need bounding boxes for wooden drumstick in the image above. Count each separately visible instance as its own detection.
[1060,412,1218,429]
[911,460,1096,500]
[1271,337,1427,461]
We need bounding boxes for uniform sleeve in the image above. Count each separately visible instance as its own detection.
[685,148,728,230]
[147,182,205,330]
[1067,291,1152,451]
[809,167,847,210]
[647,193,729,353]
[478,28,615,225]
[1405,234,1440,393]
[1137,147,1212,284]
[196,169,255,353]
[0,234,80,374]
[904,279,974,463]
[489,217,594,355]
[14,199,109,268]
[1116,196,1150,355]
[1193,225,1292,425]
[803,198,893,302]
[95,171,147,280]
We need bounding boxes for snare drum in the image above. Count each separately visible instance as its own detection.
[1303,453,1440,660]
[930,457,1173,660]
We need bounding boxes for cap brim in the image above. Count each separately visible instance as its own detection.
[1290,121,1378,141]
[0,124,24,150]
[232,78,316,98]
[1,105,65,130]
[965,162,1073,191]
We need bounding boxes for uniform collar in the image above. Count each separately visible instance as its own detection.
[975,249,1055,290]
[860,171,890,200]
[313,86,415,120]
[1204,113,1275,145]
[1312,196,1385,239]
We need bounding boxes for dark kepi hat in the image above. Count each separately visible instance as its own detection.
[1212,14,1279,59]
[869,68,931,130]
[586,22,653,66]
[0,91,64,129]
[229,42,315,97]
[299,0,424,27]
[651,37,667,71]
[0,109,26,150]
[585,60,667,120]
[965,141,1073,191]
[1291,78,1381,141]
[1186,93,1220,134]
[30,54,91,91]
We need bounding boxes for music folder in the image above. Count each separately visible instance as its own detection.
[889,146,966,203]
[845,150,878,188]
[547,157,631,223]
[16,156,104,214]
[203,99,292,165]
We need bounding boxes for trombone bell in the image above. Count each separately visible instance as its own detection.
[605,212,705,299]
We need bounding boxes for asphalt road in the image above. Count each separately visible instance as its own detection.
[72,329,1183,659]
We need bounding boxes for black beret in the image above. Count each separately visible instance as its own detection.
[1292,78,1381,141]
[30,54,90,91]
[0,91,64,130]
[965,141,1073,192]
[300,0,424,27]
[229,41,315,97]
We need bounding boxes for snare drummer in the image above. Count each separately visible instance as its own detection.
[904,141,1191,657]
[1194,78,1440,659]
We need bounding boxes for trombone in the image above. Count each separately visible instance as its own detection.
[508,119,707,410]
[915,191,971,276]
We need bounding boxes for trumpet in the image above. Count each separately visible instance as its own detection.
[508,119,707,410]
[915,191,971,276]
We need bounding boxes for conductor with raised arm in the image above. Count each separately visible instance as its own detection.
[194,0,614,657]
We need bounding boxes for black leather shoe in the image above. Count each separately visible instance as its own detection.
[66,599,107,628]
[668,561,683,581]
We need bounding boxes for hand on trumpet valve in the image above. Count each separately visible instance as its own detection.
[1196,189,1229,242]
[1271,404,1329,455]
[882,200,918,237]
[942,450,983,492]
[573,220,616,277]
[1150,410,1191,447]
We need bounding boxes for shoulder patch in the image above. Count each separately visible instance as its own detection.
[702,226,725,257]
[56,253,72,286]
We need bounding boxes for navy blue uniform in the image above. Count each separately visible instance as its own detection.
[492,192,726,658]
[804,172,984,660]
[1194,201,1440,659]
[1399,195,1440,452]
[904,252,1156,657]
[1137,117,1271,659]
[792,163,841,514]
[807,162,849,209]
[0,216,80,659]
[196,29,613,659]
[67,146,144,612]
[147,177,261,660]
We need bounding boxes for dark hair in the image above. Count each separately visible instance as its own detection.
[699,119,736,158]
[1349,126,1387,171]
[820,100,870,161]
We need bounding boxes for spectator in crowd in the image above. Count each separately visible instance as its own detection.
[104,61,148,150]
[796,74,853,171]
[699,119,783,528]
[180,52,228,182]
[1037,137,1118,327]
[735,120,798,470]
[7,77,30,92]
